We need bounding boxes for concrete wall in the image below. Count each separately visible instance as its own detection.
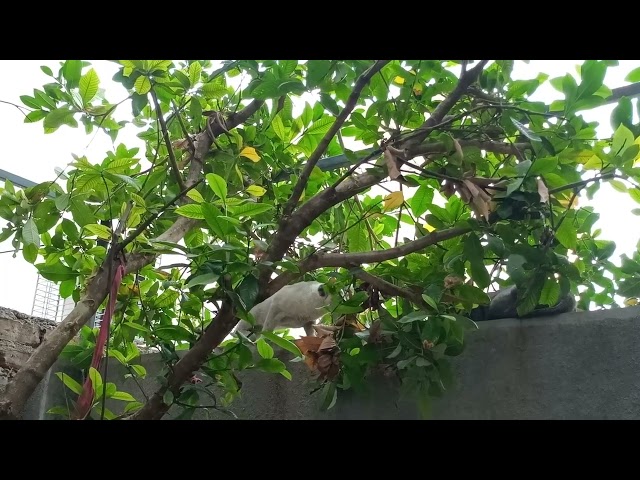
[3,305,640,420]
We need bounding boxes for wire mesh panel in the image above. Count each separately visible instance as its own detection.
[31,275,63,322]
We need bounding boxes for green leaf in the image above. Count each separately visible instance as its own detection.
[155,325,194,342]
[464,233,490,289]
[237,274,260,311]
[134,76,152,95]
[131,365,147,378]
[79,68,99,106]
[47,406,72,417]
[530,157,558,175]
[271,114,287,142]
[539,278,560,307]
[319,382,337,411]
[256,338,274,359]
[22,243,38,264]
[153,289,180,308]
[175,204,204,219]
[255,357,287,373]
[188,62,202,86]
[421,294,439,311]
[261,331,303,357]
[625,67,640,83]
[110,391,137,402]
[201,82,228,99]
[410,183,434,218]
[44,108,77,131]
[89,366,102,392]
[163,390,174,405]
[22,218,39,246]
[386,344,402,359]
[36,262,77,282]
[510,118,541,142]
[123,322,152,334]
[397,356,416,369]
[24,110,47,123]
[398,311,428,323]
[206,173,227,200]
[612,124,635,156]
[59,279,76,298]
[185,272,219,288]
[629,188,640,205]
[230,202,273,218]
[577,60,607,99]
[320,93,340,116]
[56,372,83,395]
[347,222,368,252]
[611,97,633,131]
[455,284,491,305]
[202,203,232,238]
[62,60,82,88]
[83,223,112,240]
[307,117,334,136]
[555,213,577,250]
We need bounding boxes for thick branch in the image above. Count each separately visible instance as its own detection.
[405,139,531,161]
[267,226,471,295]
[400,60,489,149]
[352,270,427,308]
[129,301,237,420]
[469,81,640,109]
[0,99,263,420]
[282,60,389,220]
[260,170,387,289]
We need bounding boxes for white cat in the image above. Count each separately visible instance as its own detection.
[234,281,332,336]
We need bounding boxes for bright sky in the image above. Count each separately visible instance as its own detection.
[1,60,639,316]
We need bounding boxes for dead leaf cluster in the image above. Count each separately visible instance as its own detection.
[294,332,341,381]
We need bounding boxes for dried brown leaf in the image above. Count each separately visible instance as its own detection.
[537,178,549,203]
[383,149,403,180]
[319,335,337,351]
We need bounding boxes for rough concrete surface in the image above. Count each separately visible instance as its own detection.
[2,304,640,420]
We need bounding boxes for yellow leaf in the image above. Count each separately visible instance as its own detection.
[383,191,404,211]
[624,297,638,307]
[246,185,266,197]
[558,196,579,209]
[240,146,260,162]
[582,155,605,170]
[413,85,423,96]
[423,223,435,232]
[393,76,405,85]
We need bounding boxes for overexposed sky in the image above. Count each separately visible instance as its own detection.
[0,60,639,315]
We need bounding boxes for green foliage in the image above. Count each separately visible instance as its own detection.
[4,59,640,419]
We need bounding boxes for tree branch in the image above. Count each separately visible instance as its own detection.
[150,89,186,192]
[405,139,531,160]
[128,300,237,420]
[281,60,389,220]
[351,269,427,308]
[399,60,489,149]
[0,99,263,420]
[469,81,640,110]
[267,226,471,295]
[260,170,388,289]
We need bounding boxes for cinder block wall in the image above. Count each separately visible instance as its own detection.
[2,305,640,420]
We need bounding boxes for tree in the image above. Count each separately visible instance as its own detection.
[1,60,640,420]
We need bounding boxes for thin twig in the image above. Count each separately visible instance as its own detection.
[281,60,389,220]
[150,89,186,191]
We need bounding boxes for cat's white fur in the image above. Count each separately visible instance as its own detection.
[235,281,332,336]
